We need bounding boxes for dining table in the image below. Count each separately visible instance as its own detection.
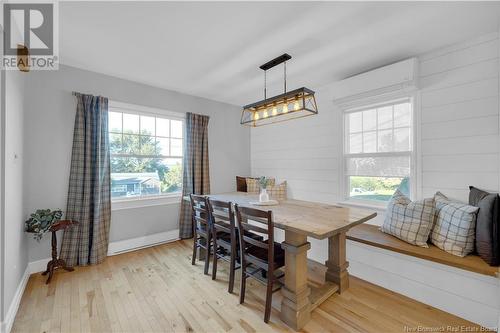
[192,192,377,330]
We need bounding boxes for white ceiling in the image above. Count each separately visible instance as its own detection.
[60,1,500,106]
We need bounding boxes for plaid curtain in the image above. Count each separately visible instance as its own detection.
[179,112,210,239]
[60,93,111,266]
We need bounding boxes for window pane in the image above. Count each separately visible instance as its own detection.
[346,155,410,177]
[140,135,156,155]
[377,129,393,152]
[122,134,140,154]
[109,112,122,133]
[140,115,155,135]
[123,113,139,134]
[377,106,392,129]
[110,133,122,154]
[110,157,162,198]
[171,120,183,138]
[394,128,410,151]
[349,133,362,153]
[362,131,376,153]
[394,103,411,127]
[156,118,170,137]
[159,158,183,194]
[362,110,376,131]
[156,138,170,156]
[348,112,362,133]
[171,139,183,156]
[349,176,406,202]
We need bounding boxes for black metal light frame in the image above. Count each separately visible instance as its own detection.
[241,54,318,127]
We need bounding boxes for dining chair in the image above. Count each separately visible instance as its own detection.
[234,204,285,323]
[189,194,212,275]
[207,199,238,293]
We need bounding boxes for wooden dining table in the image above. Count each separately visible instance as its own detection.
[203,192,377,330]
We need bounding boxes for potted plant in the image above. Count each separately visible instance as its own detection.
[25,209,63,241]
[258,176,270,202]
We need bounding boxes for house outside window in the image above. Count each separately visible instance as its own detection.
[343,98,413,204]
[108,101,184,201]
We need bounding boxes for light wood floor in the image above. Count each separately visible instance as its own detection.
[12,240,478,333]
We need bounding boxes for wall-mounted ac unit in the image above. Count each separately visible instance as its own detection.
[332,58,418,108]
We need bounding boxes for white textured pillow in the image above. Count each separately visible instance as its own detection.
[431,192,478,257]
[381,190,436,247]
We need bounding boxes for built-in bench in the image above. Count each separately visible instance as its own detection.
[347,223,499,277]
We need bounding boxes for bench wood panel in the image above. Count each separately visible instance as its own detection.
[347,224,499,277]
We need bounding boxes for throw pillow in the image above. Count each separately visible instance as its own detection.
[381,190,436,247]
[268,181,287,201]
[246,177,275,194]
[236,176,248,192]
[431,192,478,257]
[469,186,500,266]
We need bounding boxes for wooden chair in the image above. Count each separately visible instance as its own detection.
[207,199,237,293]
[234,204,285,323]
[190,194,212,275]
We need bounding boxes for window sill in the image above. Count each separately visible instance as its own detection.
[111,195,182,211]
[338,199,387,212]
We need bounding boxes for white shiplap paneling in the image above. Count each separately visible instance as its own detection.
[420,34,499,202]
[250,32,500,327]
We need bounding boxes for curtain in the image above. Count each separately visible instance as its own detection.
[179,112,210,239]
[60,93,111,266]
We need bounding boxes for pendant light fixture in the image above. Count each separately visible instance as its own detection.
[241,53,318,127]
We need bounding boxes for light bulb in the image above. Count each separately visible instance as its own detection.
[294,100,300,110]
[263,109,269,118]
[282,103,289,113]
[254,112,260,120]
[272,106,278,116]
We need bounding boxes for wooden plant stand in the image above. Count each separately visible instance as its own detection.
[42,220,78,284]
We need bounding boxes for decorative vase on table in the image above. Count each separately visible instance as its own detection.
[259,188,269,203]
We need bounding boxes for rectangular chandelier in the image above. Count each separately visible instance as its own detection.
[241,54,318,127]
[241,87,318,127]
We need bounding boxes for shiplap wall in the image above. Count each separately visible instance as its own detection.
[250,32,500,327]
[420,32,499,201]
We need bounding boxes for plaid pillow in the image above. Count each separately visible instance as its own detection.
[431,192,478,257]
[268,181,287,201]
[381,190,436,247]
[246,178,275,193]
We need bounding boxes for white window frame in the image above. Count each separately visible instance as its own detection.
[108,101,185,209]
[341,95,417,209]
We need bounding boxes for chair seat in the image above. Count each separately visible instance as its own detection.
[247,240,285,268]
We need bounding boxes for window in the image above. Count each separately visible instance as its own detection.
[344,99,412,203]
[108,102,183,200]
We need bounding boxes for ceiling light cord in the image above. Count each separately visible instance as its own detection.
[264,70,267,101]
[284,61,287,94]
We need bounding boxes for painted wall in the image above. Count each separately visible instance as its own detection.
[1,70,29,324]
[24,65,250,262]
[250,32,500,327]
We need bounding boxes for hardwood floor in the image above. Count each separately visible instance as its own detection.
[12,240,478,333]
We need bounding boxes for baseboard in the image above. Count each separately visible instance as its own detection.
[27,257,51,274]
[107,229,180,256]
[0,266,30,333]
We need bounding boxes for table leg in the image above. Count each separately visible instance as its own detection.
[325,231,349,293]
[280,230,311,330]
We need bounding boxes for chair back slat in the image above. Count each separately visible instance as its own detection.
[207,199,236,248]
[242,235,268,249]
[240,222,269,235]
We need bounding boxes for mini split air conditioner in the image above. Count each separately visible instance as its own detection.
[332,58,418,108]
